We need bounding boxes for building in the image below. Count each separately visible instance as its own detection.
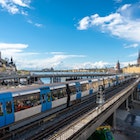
[122,50,140,74]
[116,60,122,73]
[0,52,17,72]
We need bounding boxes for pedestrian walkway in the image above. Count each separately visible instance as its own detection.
[114,109,140,140]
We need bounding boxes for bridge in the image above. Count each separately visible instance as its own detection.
[48,77,140,140]
[0,72,115,85]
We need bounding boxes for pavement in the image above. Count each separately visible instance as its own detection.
[114,109,140,140]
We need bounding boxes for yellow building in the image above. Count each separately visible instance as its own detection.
[122,65,140,73]
[122,51,140,74]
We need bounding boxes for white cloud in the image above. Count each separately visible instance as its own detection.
[0,43,128,70]
[12,0,30,7]
[72,61,109,69]
[114,0,122,3]
[121,60,137,67]
[77,16,90,30]
[0,43,86,70]
[0,0,31,15]
[0,42,29,60]
[124,43,139,48]
[50,52,65,55]
[34,23,43,28]
[0,43,28,49]
[27,20,43,28]
[15,54,86,70]
[77,3,140,42]
[118,4,131,12]
[128,53,138,57]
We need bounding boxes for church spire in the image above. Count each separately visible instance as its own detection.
[11,57,13,64]
[116,60,120,70]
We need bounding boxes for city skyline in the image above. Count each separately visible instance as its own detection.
[0,0,140,70]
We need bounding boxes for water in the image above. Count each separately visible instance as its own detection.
[40,78,50,84]
[40,77,67,84]
[32,71,96,84]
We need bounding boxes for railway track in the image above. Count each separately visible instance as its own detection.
[1,78,136,140]
[30,79,136,140]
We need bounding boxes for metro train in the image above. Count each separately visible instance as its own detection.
[0,74,133,134]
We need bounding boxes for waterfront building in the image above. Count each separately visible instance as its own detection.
[122,50,140,74]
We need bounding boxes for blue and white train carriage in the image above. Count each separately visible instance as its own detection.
[0,74,131,133]
[0,79,95,129]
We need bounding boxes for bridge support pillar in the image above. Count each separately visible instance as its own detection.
[136,90,140,100]
[131,92,134,101]
[50,77,53,84]
[126,98,129,111]
[105,111,116,129]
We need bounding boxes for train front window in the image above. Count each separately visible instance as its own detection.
[0,103,3,116]
[6,101,12,114]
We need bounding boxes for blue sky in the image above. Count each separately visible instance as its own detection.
[0,0,140,70]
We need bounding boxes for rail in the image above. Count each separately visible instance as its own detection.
[49,78,140,140]
[0,78,138,140]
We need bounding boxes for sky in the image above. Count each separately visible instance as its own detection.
[0,0,140,70]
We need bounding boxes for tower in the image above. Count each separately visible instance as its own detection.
[116,60,120,71]
[137,50,140,65]
[10,57,13,64]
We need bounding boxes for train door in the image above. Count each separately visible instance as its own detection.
[4,98,14,125]
[89,80,93,94]
[116,76,119,85]
[0,100,4,127]
[75,82,81,99]
[108,77,111,87]
[40,86,52,112]
[0,92,14,127]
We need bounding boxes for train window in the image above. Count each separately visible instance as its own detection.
[81,83,88,92]
[0,103,3,116]
[14,92,41,112]
[58,89,65,99]
[69,86,76,94]
[6,101,12,114]
[94,82,98,89]
[51,88,66,100]
[47,93,51,102]
[51,90,58,100]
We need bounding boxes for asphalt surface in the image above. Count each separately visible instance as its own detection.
[114,107,140,140]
